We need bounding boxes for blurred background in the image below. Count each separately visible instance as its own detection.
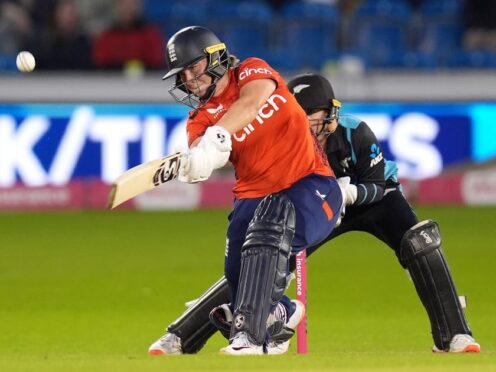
[1,0,496,210]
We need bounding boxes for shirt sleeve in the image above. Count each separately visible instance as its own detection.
[186,111,209,147]
[235,58,280,89]
[351,122,386,205]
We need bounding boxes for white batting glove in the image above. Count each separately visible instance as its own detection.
[178,148,209,183]
[337,176,358,206]
[178,126,232,183]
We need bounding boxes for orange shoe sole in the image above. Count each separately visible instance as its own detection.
[148,349,165,356]
[463,344,481,353]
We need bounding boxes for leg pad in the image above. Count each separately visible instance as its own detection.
[231,193,296,344]
[400,220,472,350]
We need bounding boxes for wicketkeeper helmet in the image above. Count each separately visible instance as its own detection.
[287,73,341,115]
[287,73,342,138]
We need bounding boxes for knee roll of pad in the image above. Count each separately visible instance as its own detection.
[243,193,295,257]
[232,193,296,344]
[400,220,442,263]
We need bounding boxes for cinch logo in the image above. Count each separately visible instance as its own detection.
[369,143,383,167]
[233,94,287,142]
[168,43,177,62]
[239,67,272,80]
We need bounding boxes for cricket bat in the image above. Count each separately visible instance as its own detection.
[107,152,182,209]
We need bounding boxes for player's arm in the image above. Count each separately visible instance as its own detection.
[347,122,386,206]
[189,78,276,148]
[215,78,276,134]
[182,79,276,182]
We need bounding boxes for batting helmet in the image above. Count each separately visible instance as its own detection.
[163,26,230,107]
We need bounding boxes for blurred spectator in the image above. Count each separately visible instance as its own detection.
[337,0,362,50]
[92,0,165,71]
[265,0,299,11]
[74,0,114,37]
[406,0,424,10]
[24,0,56,28]
[463,0,496,51]
[26,0,91,70]
[0,0,33,56]
[305,0,338,4]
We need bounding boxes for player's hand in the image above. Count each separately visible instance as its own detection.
[337,177,357,206]
[178,126,231,183]
[178,148,209,183]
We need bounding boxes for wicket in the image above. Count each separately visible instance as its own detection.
[295,249,308,354]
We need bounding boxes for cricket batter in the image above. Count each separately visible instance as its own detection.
[151,26,343,355]
[148,73,480,355]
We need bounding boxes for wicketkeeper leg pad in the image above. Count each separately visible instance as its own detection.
[231,193,296,345]
[399,220,472,350]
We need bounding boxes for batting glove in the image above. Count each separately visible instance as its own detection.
[179,126,232,183]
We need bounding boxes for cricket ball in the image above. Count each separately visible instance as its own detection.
[16,51,36,73]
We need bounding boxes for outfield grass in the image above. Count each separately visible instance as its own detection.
[0,206,494,371]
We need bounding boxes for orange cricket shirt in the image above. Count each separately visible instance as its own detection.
[187,57,332,199]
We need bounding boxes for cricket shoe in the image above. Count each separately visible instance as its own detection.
[148,332,182,355]
[220,332,264,355]
[266,299,306,355]
[432,334,480,353]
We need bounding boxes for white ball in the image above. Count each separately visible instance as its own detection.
[16,51,36,73]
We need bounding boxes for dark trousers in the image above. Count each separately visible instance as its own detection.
[225,174,342,305]
[305,189,418,266]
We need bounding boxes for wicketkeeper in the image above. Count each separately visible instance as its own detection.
[148,72,480,355]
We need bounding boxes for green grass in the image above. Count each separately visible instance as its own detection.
[0,207,494,371]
